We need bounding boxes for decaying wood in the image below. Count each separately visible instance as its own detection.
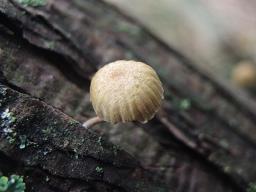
[1,0,256,191]
[0,83,167,192]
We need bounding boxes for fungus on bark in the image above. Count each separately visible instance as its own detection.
[232,61,256,89]
[83,60,164,128]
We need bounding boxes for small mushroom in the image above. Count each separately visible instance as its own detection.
[231,61,256,89]
[83,60,164,128]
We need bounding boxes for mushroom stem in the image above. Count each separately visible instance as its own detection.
[83,116,104,128]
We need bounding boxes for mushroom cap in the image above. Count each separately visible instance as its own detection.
[90,60,164,124]
[232,61,256,88]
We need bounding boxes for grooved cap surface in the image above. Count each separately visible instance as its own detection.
[90,60,164,124]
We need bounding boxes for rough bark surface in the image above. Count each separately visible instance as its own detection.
[0,0,256,192]
[0,83,169,192]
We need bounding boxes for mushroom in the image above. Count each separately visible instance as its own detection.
[83,60,164,128]
[231,61,256,89]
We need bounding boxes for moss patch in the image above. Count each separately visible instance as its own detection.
[15,0,47,7]
[95,166,104,173]
[247,183,256,192]
[0,175,25,192]
[1,108,17,144]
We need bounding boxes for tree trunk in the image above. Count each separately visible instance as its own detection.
[0,0,256,191]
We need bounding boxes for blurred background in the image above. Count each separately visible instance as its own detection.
[105,0,256,95]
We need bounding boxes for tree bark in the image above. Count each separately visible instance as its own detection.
[1,0,256,191]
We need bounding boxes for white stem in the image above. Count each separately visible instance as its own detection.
[83,116,104,128]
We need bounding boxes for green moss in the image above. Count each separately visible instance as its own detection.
[224,166,231,173]
[1,108,17,144]
[247,183,256,192]
[42,127,52,135]
[0,176,8,191]
[112,145,121,156]
[97,136,102,146]
[72,149,79,159]
[0,88,7,96]
[1,108,16,124]
[68,119,79,126]
[45,176,50,182]
[7,134,17,144]
[44,41,55,49]
[15,0,46,7]
[95,166,103,173]
[115,21,141,37]
[0,175,25,192]
[179,99,191,110]
[18,135,27,149]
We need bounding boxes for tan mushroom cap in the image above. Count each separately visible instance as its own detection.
[90,60,164,124]
[232,61,256,88]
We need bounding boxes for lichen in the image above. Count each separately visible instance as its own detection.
[224,166,231,173]
[0,88,8,107]
[1,108,16,125]
[179,99,191,110]
[17,135,36,150]
[42,125,57,139]
[41,146,52,156]
[45,176,50,182]
[0,107,37,149]
[112,145,120,156]
[15,0,47,7]
[97,136,102,146]
[18,135,27,149]
[42,127,52,135]
[73,148,79,159]
[95,166,103,173]
[44,41,55,49]
[0,87,7,96]
[114,20,142,38]
[1,108,17,144]
[68,119,79,126]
